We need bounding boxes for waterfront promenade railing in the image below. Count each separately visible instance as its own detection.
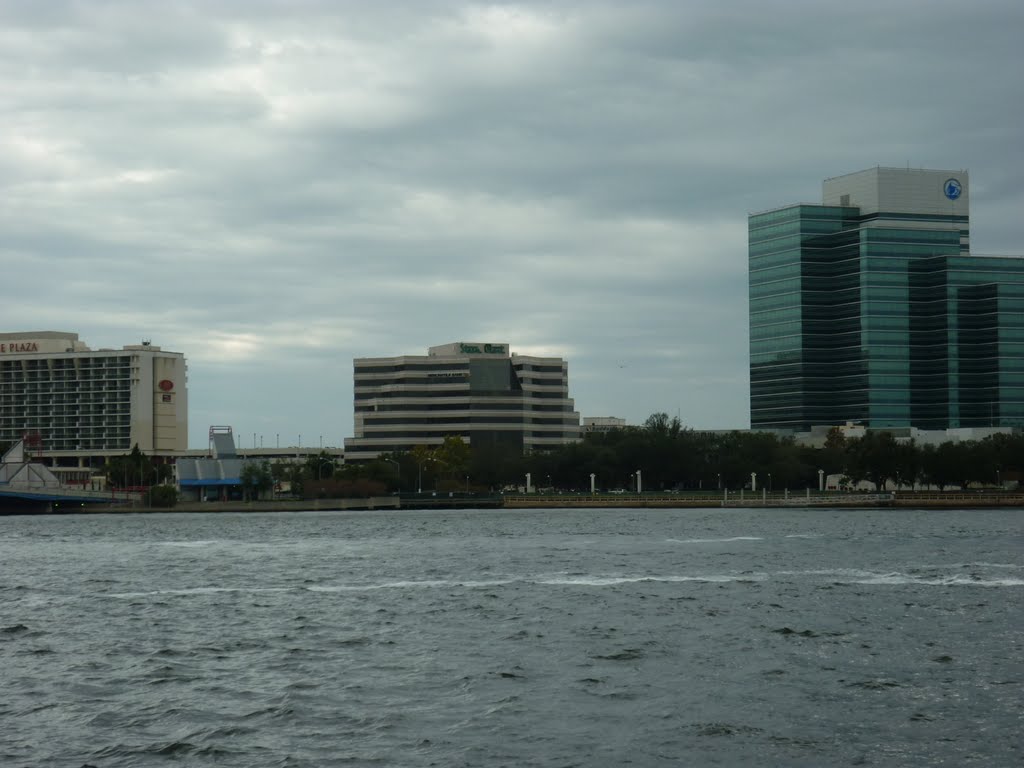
[501,490,1024,509]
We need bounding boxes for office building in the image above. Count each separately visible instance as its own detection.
[344,341,581,460]
[0,331,188,483]
[749,167,1024,431]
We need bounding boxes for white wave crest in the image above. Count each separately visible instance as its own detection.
[306,578,516,592]
[666,536,764,544]
[916,562,1023,570]
[153,541,220,548]
[776,569,880,578]
[108,586,290,598]
[536,573,764,586]
[851,574,1024,587]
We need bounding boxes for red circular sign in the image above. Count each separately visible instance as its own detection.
[158,379,174,391]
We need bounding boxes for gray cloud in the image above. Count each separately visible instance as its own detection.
[1,0,1021,446]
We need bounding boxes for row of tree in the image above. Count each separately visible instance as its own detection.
[90,415,1022,503]
[104,445,174,488]
[337,414,1023,495]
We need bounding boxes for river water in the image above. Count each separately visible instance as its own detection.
[1,507,1021,767]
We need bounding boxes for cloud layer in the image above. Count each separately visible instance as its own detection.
[2,1,1022,447]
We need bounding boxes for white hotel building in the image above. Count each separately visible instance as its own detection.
[0,331,187,483]
[344,342,581,461]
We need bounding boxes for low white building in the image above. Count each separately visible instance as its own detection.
[583,417,627,434]
[795,422,1015,449]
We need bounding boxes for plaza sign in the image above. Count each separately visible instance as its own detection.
[459,343,506,354]
[0,342,39,353]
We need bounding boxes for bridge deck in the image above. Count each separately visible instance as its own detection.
[0,487,140,504]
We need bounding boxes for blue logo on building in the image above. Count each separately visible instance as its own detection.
[944,178,962,200]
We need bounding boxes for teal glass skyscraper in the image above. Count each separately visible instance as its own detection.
[749,167,1024,431]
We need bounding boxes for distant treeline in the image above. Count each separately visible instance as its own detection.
[9,413,1017,503]
[342,413,1021,495]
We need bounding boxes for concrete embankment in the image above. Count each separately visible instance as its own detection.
[503,492,1024,509]
[76,497,402,514]
[26,492,1024,514]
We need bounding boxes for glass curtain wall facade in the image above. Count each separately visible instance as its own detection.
[749,205,860,430]
[750,168,1024,431]
[947,256,1024,427]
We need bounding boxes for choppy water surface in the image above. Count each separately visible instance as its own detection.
[1,508,1021,767]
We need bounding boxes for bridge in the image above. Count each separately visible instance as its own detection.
[0,437,140,512]
[0,485,142,513]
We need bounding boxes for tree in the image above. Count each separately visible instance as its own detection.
[824,426,847,451]
[364,455,402,492]
[893,439,922,489]
[845,432,900,490]
[817,427,849,484]
[978,433,1024,486]
[410,444,436,493]
[920,444,949,490]
[270,460,307,498]
[240,460,274,501]
[468,441,525,491]
[147,485,178,508]
[643,412,682,439]
[104,444,156,488]
[304,451,337,482]
[436,436,471,477]
[951,441,986,490]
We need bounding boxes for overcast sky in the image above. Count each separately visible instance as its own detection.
[2,1,1022,449]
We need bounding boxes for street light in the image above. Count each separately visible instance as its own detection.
[768,473,772,493]
[818,469,824,492]
[635,469,642,494]
[417,455,444,494]
[380,457,400,493]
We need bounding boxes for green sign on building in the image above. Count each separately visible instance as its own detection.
[459,343,505,354]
